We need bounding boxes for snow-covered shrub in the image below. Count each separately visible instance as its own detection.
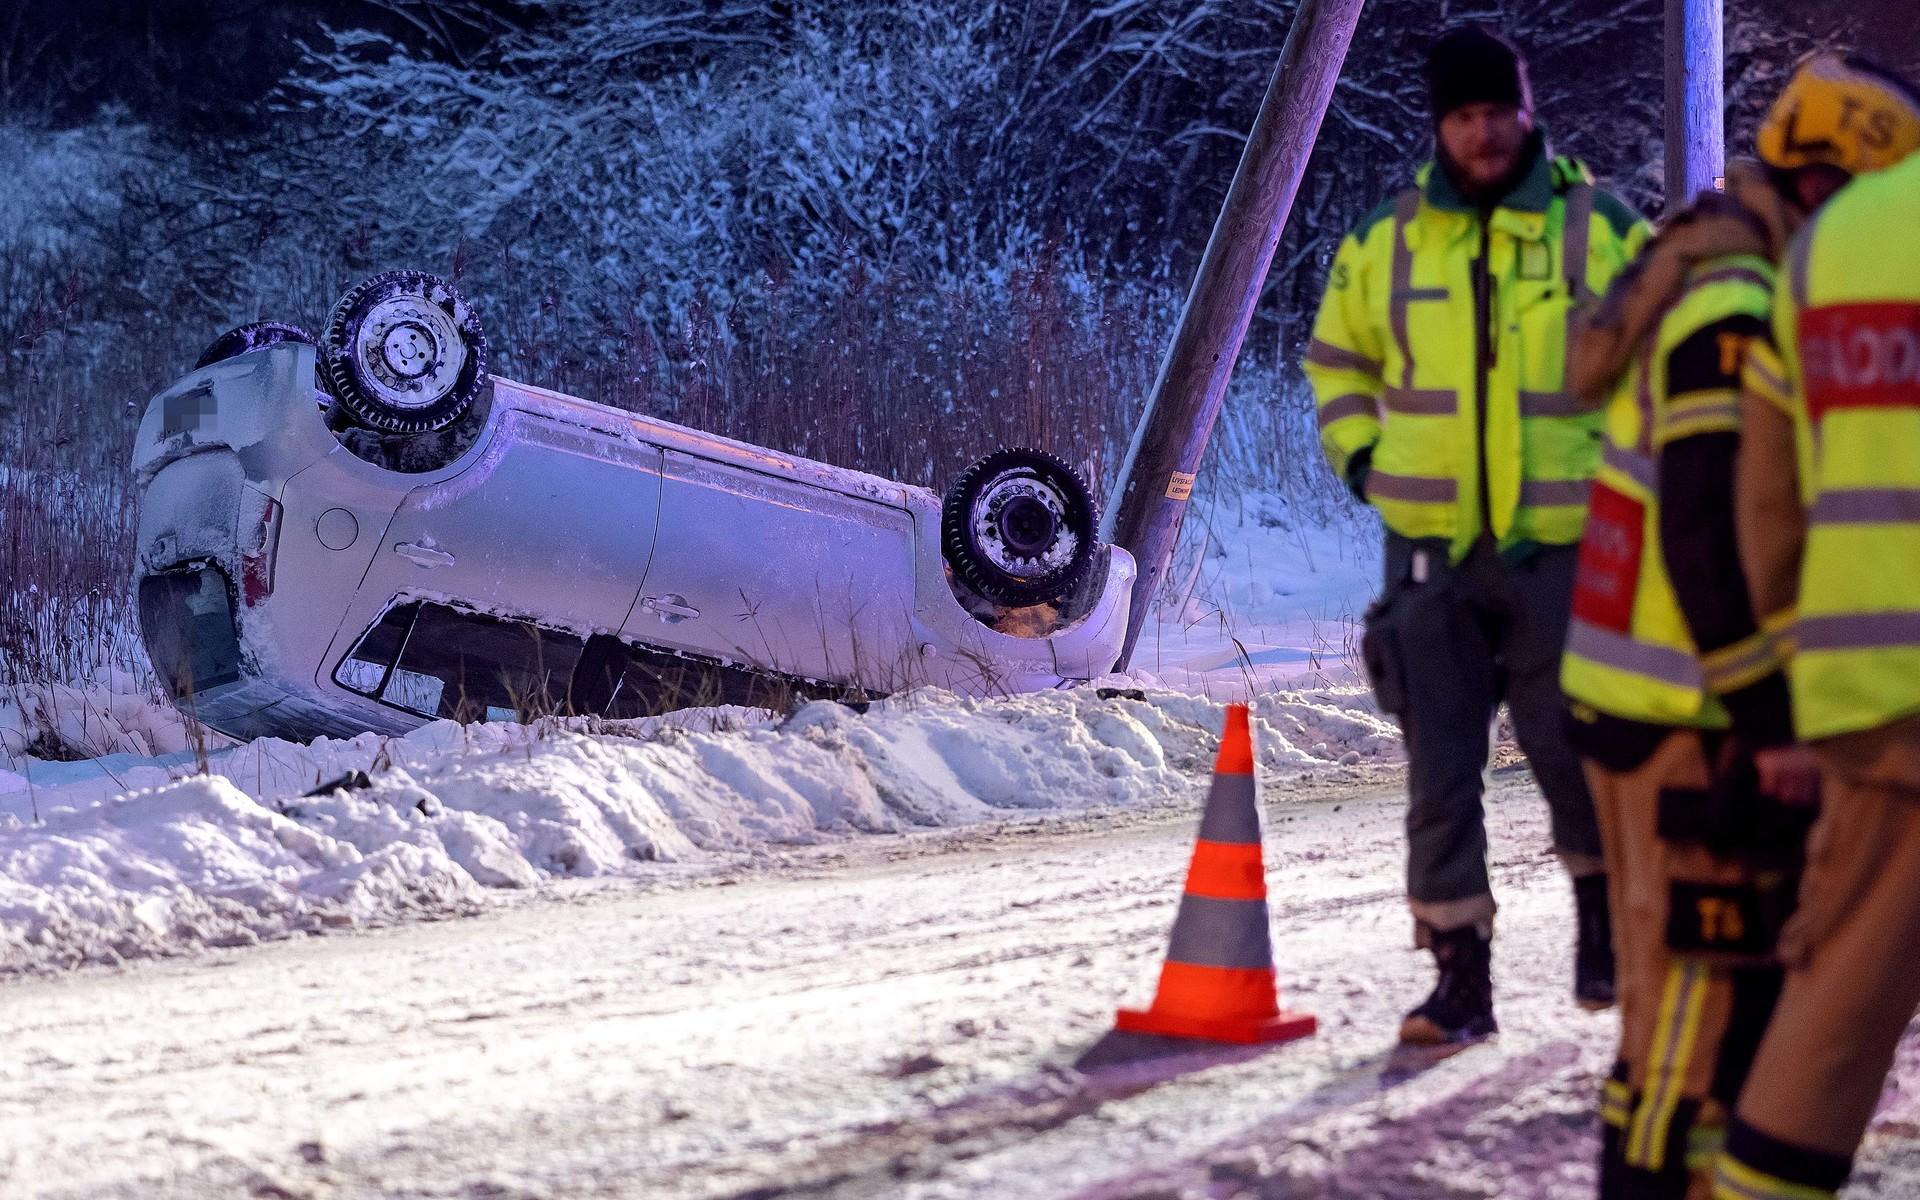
[266,2,1006,352]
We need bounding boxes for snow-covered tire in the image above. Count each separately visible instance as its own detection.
[941,448,1097,607]
[193,321,315,370]
[321,271,488,435]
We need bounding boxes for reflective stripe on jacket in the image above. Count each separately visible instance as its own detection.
[1769,155,1920,742]
[1562,258,1778,727]
[1306,147,1651,561]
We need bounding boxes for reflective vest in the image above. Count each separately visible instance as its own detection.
[1306,149,1651,561]
[1561,258,1777,727]
[1767,155,1920,741]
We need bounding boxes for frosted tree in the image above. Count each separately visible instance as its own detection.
[256,2,1015,353]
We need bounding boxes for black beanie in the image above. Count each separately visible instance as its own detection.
[1425,27,1533,122]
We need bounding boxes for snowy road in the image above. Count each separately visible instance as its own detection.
[5,770,1918,1200]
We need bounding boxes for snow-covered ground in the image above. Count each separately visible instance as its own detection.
[0,686,1395,973]
[13,491,1911,1197]
[1122,492,1378,697]
[7,770,1917,1199]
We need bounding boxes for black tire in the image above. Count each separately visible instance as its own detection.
[193,321,316,370]
[941,448,1097,607]
[321,271,488,434]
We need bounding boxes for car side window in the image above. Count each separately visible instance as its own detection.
[334,601,584,722]
[603,647,746,717]
[599,638,850,718]
[334,602,418,698]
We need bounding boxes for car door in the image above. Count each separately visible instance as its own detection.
[622,449,920,689]
[329,408,664,689]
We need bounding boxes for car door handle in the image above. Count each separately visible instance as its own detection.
[395,541,456,568]
[641,593,700,622]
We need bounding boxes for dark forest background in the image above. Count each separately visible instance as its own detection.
[1,0,1913,684]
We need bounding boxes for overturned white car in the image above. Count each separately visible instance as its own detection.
[132,271,1135,740]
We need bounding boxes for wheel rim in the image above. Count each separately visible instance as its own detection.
[969,470,1079,581]
[351,294,468,411]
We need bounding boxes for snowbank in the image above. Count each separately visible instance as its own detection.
[0,687,1396,971]
[1118,491,1380,696]
[0,671,212,766]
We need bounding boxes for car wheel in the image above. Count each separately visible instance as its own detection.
[941,448,1097,607]
[321,271,488,434]
[193,321,316,370]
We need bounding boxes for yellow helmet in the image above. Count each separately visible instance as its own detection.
[1756,52,1920,179]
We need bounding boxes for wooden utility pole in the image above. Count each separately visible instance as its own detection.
[1101,0,1367,670]
[1664,0,1725,208]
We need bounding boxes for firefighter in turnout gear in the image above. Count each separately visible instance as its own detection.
[1707,59,1920,1200]
[1304,26,1650,1044]
[1556,52,1920,1198]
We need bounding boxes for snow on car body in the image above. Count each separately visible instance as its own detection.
[131,276,1134,741]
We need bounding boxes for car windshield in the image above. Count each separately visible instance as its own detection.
[334,601,584,722]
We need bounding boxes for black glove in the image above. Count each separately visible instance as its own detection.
[1345,444,1375,503]
[1657,741,1815,862]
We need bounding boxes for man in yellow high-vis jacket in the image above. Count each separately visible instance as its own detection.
[1559,54,1920,1200]
[1305,26,1649,1044]
[1710,75,1920,1200]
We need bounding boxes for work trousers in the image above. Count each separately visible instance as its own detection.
[1714,776,1920,1200]
[1367,534,1605,931]
[1587,731,1785,1198]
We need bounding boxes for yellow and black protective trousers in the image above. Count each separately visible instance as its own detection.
[1584,729,1808,1199]
[1712,771,1920,1200]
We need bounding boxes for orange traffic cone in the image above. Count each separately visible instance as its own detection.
[1115,704,1317,1045]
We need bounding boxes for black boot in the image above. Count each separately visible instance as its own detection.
[1399,924,1496,1044]
[1575,873,1617,1011]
